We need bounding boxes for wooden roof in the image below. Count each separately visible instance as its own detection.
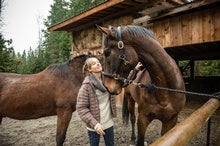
[47,0,219,33]
[48,0,147,32]
[48,0,190,32]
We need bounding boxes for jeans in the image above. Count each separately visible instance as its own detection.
[88,126,114,146]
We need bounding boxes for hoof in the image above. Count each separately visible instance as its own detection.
[144,141,148,146]
[130,145,135,146]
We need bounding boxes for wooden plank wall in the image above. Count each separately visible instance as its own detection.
[147,6,220,48]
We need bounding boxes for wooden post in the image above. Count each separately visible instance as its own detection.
[151,98,219,146]
[216,131,220,146]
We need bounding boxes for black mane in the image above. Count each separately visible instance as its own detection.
[123,25,156,40]
[47,54,88,78]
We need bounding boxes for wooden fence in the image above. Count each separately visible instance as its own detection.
[150,98,219,146]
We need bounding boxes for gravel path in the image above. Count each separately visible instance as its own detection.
[0,99,219,146]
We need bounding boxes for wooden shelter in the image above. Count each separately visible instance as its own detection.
[138,0,220,61]
[48,0,220,60]
[48,1,220,144]
[48,0,220,93]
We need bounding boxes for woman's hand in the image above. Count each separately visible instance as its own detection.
[135,62,143,71]
[94,123,105,135]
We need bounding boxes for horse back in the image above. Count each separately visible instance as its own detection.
[0,72,59,119]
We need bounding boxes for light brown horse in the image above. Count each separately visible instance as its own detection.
[0,54,113,146]
[97,25,186,146]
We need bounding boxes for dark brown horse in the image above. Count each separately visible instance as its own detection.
[97,25,186,146]
[0,54,113,146]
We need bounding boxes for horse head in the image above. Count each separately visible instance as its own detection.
[70,52,123,95]
[97,25,139,94]
[97,25,186,146]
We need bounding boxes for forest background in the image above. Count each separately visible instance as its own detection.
[0,0,219,76]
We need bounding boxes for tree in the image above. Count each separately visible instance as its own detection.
[200,60,220,76]
[43,0,72,64]
[1,0,106,73]
[17,50,28,74]
[0,33,17,72]
[69,0,106,16]
[42,0,106,65]
[179,60,220,77]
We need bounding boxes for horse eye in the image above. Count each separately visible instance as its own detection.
[110,26,114,32]
[104,49,111,57]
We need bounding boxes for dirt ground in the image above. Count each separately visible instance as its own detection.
[0,98,220,146]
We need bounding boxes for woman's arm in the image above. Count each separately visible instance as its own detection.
[127,62,143,80]
[76,84,98,128]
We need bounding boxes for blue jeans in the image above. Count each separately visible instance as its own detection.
[88,126,114,146]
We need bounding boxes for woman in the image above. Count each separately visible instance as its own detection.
[76,57,143,146]
[76,57,117,146]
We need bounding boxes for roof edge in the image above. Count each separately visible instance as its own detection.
[48,0,125,32]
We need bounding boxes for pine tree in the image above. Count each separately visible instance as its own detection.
[0,33,16,72]
[43,0,72,64]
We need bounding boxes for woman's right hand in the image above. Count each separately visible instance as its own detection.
[94,123,105,135]
[135,62,143,71]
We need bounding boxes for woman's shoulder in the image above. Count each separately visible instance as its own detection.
[82,76,91,84]
[81,76,94,90]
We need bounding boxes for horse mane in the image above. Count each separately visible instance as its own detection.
[47,54,88,78]
[67,54,88,64]
[123,25,156,40]
[47,62,69,79]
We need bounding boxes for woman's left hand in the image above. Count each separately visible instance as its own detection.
[95,123,105,135]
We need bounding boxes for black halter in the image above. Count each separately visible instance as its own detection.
[102,26,135,85]
[114,26,130,76]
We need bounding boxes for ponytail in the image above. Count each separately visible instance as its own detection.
[82,62,89,76]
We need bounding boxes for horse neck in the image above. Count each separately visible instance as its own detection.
[68,58,85,82]
[135,39,183,89]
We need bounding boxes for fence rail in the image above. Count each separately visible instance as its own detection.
[150,98,219,146]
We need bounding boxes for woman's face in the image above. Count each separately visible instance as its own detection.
[88,58,102,73]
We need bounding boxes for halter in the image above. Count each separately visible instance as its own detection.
[102,26,134,85]
[102,72,133,86]
[102,26,136,86]
[114,26,130,76]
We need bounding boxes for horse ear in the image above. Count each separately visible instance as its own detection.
[96,24,110,35]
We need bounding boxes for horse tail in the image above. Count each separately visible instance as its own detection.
[122,91,130,125]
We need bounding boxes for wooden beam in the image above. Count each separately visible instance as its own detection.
[151,98,220,146]
[149,0,220,23]
[48,0,125,32]
[133,0,220,25]
[68,8,139,32]
[133,15,150,24]
[167,0,185,5]
[67,2,145,32]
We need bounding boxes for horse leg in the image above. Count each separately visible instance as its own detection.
[137,112,150,146]
[161,114,178,135]
[0,116,2,124]
[128,97,136,146]
[56,108,73,146]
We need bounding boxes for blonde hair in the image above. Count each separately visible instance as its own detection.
[82,57,98,76]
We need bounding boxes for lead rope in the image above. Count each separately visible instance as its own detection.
[103,70,220,99]
[132,82,220,100]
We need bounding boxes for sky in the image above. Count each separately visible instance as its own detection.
[1,0,53,54]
